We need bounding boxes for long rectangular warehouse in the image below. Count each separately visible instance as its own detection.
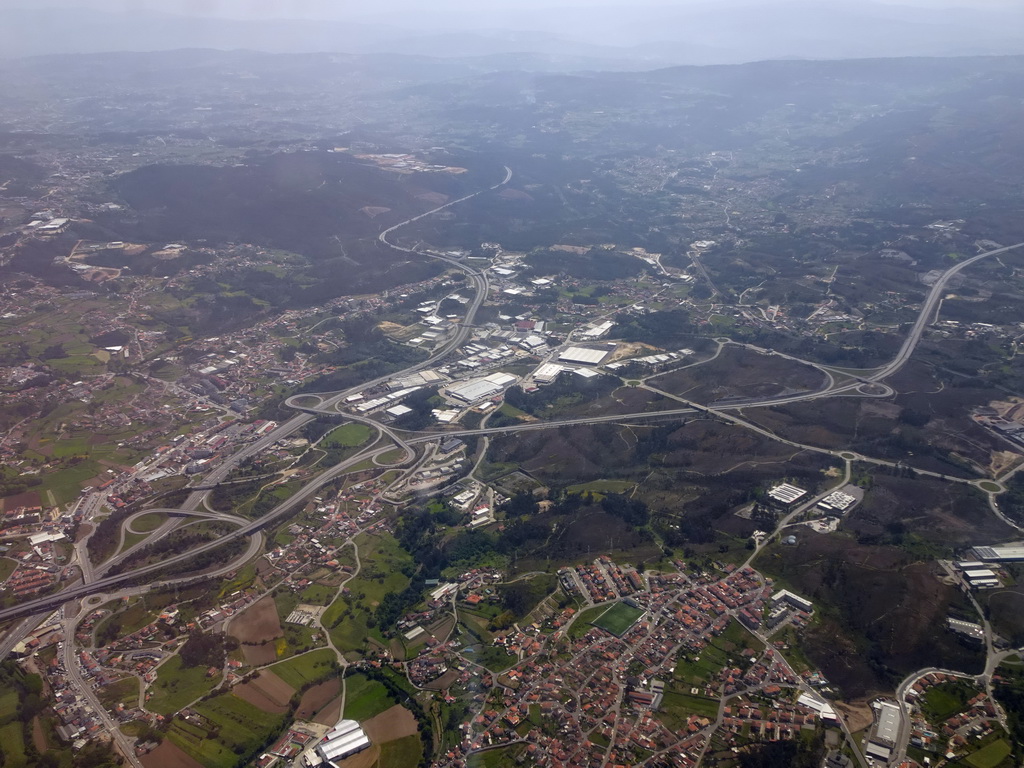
[972,546,1024,562]
[558,346,610,365]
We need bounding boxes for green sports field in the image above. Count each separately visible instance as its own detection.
[592,602,644,637]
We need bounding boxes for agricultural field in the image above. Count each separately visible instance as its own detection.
[377,734,423,768]
[343,673,395,721]
[229,595,284,666]
[147,655,221,716]
[267,648,336,690]
[674,621,762,690]
[657,687,720,730]
[320,531,413,654]
[231,671,294,714]
[168,692,287,768]
[964,737,1012,768]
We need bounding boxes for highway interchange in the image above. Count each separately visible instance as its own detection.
[1,159,1022,766]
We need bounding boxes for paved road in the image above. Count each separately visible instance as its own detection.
[865,242,1024,382]
[3,192,1018,666]
[60,611,144,768]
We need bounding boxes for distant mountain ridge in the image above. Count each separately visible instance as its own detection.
[2,2,1023,65]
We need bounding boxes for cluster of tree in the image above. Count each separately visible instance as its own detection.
[599,493,649,527]
[737,730,826,768]
[87,506,135,564]
[503,372,618,418]
[614,309,694,348]
[109,522,233,575]
[209,477,267,513]
[374,575,427,632]
[179,630,237,669]
[497,574,557,621]
[391,387,441,431]
[0,470,42,500]
[994,663,1024,754]
[1001,474,1024,527]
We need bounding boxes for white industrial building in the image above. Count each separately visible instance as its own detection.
[303,720,370,767]
[971,545,1024,562]
[797,693,837,721]
[817,489,856,514]
[447,371,517,404]
[581,321,615,339]
[872,700,901,744]
[533,363,567,384]
[558,346,611,365]
[956,560,1001,588]
[767,483,807,505]
[771,589,813,613]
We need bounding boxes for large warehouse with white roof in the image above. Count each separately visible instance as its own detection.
[558,346,611,365]
[302,720,370,768]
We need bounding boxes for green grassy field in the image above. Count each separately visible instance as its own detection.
[567,604,610,639]
[0,557,18,582]
[98,676,140,709]
[147,656,221,715]
[0,721,27,768]
[675,619,764,687]
[378,734,423,768]
[343,673,394,721]
[299,583,337,605]
[0,688,19,714]
[658,689,721,728]
[322,531,412,653]
[267,648,336,689]
[323,423,373,448]
[118,530,150,555]
[592,602,645,637]
[469,744,527,768]
[965,738,1012,768]
[922,681,978,723]
[476,645,518,673]
[52,437,90,458]
[131,511,168,532]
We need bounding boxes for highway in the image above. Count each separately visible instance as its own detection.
[3,181,1020,671]
[0,163,512,649]
[865,241,1024,382]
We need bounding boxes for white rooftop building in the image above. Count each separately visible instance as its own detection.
[303,720,370,767]
[558,346,611,365]
[533,363,567,384]
[767,483,807,505]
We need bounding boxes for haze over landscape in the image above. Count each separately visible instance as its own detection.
[2,3,1024,768]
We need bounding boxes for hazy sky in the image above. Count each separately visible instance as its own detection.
[5,0,1022,62]
[20,0,1024,18]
